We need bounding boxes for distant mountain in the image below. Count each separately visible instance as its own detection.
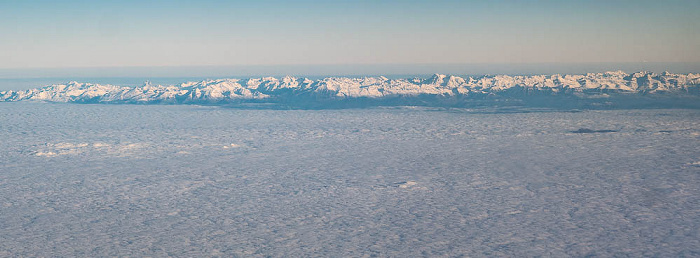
[2,71,699,109]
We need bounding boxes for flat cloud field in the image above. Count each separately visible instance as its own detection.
[0,103,698,256]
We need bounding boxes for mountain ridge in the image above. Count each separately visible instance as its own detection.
[2,71,699,109]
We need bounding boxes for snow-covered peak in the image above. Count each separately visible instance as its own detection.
[1,71,698,107]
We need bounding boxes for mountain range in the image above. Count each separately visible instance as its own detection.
[2,71,699,109]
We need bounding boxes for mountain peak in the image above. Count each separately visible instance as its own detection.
[2,71,698,108]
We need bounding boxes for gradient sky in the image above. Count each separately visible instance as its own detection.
[1,0,699,69]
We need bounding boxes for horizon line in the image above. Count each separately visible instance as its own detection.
[2,61,700,71]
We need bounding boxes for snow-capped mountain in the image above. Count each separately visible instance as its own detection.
[2,71,699,108]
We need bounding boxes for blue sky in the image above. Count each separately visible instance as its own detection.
[0,0,699,69]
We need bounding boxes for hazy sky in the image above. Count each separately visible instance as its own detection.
[1,0,699,69]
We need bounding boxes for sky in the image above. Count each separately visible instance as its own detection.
[0,0,699,72]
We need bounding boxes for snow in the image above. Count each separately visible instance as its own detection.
[1,71,698,108]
